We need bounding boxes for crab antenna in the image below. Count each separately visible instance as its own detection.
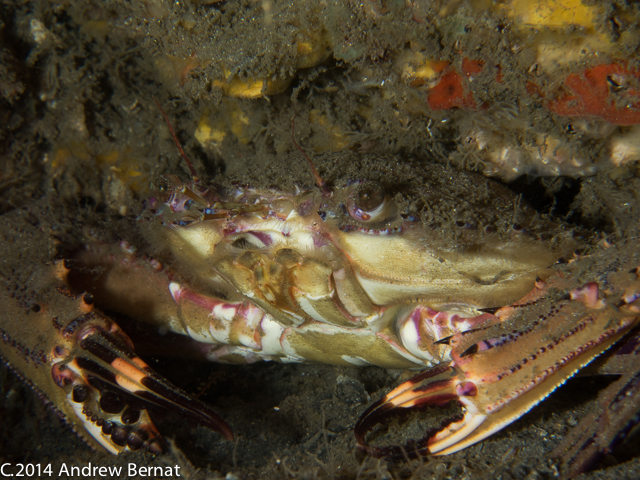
[291,114,331,197]
[153,97,200,185]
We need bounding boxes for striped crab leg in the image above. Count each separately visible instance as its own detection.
[167,281,428,367]
[355,271,640,458]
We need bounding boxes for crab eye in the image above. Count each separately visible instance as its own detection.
[356,182,385,212]
[347,182,395,222]
[151,174,183,203]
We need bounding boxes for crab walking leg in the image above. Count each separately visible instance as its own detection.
[355,280,640,458]
[168,281,285,362]
[551,267,640,477]
[68,243,431,367]
[168,282,433,367]
[551,329,640,477]
[169,278,524,369]
[0,270,232,455]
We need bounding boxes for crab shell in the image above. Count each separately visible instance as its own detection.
[126,174,568,369]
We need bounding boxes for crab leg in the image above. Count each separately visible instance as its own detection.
[1,263,232,454]
[551,328,640,477]
[355,278,640,458]
[551,266,640,477]
[168,281,434,367]
[168,281,283,362]
[68,241,541,369]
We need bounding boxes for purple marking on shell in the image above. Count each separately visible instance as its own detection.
[410,309,423,341]
[223,225,239,236]
[147,197,161,210]
[177,285,240,314]
[51,363,74,387]
[477,337,510,351]
[52,345,68,358]
[456,381,478,397]
[297,199,314,217]
[338,225,403,235]
[169,195,192,213]
[313,235,329,248]
[249,231,273,247]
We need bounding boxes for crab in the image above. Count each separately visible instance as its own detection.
[1,109,639,471]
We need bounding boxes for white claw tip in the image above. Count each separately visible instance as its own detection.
[169,282,182,302]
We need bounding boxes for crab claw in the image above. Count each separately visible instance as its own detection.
[356,282,639,459]
[52,312,233,454]
[355,364,470,458]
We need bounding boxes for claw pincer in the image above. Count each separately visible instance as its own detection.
[0,261,232,455]
[355,270,640,458]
